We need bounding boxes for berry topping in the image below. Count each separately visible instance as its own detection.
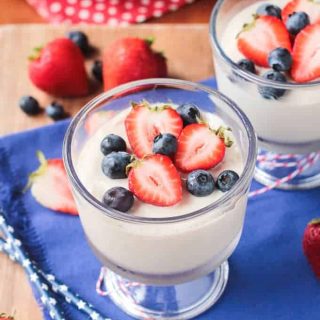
[26,151,77,215]
[237,16,291,67]
[67,31,90,55]
[258,70,287,100]
[28,38,89,97]
[282,0,320,25]
[256,3,282,19]
[102,151,132,179]
[125,102,183,158]
[176,103,201,126]
[216,170,240,192]
[286,12,310,35]
[103,37,167,91]
[153,133,178,157]
[291,23,320,82]
[19,95,41,116]
[128,154,182,207]
[100,134,127,156]
[174,124,232,173]
[237,59,256,74]
[268,48,293,71]
[46,102,67,121]
[186,170,215,197]
[103,187,134,213]
[303,218,320,279]
[92,60,103,83]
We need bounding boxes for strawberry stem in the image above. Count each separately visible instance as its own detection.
[145,36,155,46]
[23,151,48,192]
[309,218,320,226]
[28,46,43,61]
[215,126,233,147]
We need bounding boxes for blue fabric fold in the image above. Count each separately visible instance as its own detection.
[0,79,319,320]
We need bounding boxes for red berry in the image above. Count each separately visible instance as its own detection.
[303,218,320,279]
[27,151,78,215]
[128,154,182,207]
[125,102,183,158]
[28,38,88,97]
[291,23,320,82]
[282,0,320,24]
[174,124,227,173]
[102,37,167,91]
[237,16,291,67]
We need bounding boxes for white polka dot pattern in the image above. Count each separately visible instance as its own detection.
[25,0,195,24]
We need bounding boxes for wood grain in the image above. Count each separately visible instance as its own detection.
[0,0,216,24]
[0,24,214,319]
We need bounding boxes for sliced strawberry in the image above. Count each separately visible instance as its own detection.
[26,151,78,215]
[174,124,230,173]
[291,23,320,82]
[84,110,116,135]
[237,16,291,67]
[128,154,182,207]
[125,102,183,158]
[282,0,320,24]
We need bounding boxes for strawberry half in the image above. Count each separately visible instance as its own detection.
[282,0,320,24]
[291,23,320,82]
[174,124,232,173]
[237,16,291,67]
[26,151,78,215]
[128,154,182,207]
[125,102,183,158]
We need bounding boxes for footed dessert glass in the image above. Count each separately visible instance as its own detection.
[63,79,256,320]
[210,0,320,189]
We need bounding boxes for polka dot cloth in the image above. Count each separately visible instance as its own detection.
[26,0,196,25]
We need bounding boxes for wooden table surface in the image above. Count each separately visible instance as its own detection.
[0,1,216,319]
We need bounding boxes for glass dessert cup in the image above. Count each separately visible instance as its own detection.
[210,0,320,190]
[63,79,256,320]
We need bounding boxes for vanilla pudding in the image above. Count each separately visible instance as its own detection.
[211,0,320,153]
[73,104,247,284]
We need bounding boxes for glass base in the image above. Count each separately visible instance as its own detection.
[105,261,229,320]
[254,149,320,190]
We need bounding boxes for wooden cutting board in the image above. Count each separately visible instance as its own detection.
[0,24,214,136]
[0,24,213,320]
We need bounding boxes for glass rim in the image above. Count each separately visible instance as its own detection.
[63,78,257,224]
[209,0,320,89]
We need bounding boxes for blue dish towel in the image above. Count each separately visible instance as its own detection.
[0,79,320,320]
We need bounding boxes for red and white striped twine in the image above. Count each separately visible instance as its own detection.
[249,151,320,198]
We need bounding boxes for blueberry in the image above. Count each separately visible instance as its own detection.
[216,170,239,192]
[256,3,282,19]
[101,134,127,155]
[258,71,287,100]
[92,60,103,83]
[102,152,131,179]
[268,48,292,72]
[46,102,67,121]
[67,31,90,55]
[186,170,215,197]
[19,96,41,115]
[176,103,201,126]
[237,59,256,74]
[286,12,310,35]
[153,133,177,157]
[103,187,134,212]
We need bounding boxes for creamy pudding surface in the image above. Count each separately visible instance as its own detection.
[76,104,244,218]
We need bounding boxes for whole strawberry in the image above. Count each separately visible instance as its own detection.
[303,218,320,279]
[103,37,167,91]
[28,38,89,97]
